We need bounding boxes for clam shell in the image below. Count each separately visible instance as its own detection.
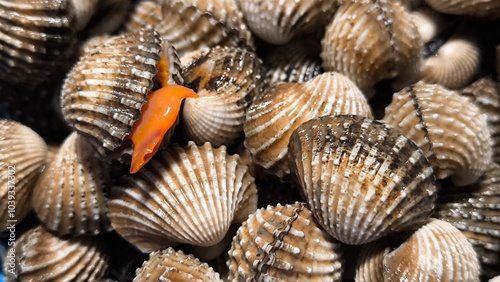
[384,218,480,282]
[227,202,344,281]
[180,46,265,148]
[410,7,451,44]
[288,115,437,245]
[491,276,500,282]
[32,132,112,236]
[244,72,373,179]
[0,120,48,231]
[133,247,223,282]
[434,162,500,279]
[108,142,257,252]
[424,0,500,18]
[4,226,109,282]
[355,239,391,282]
[382,81,492,186]
[321,0,422,96]
[122,0,161,33]
[235,0,337,45]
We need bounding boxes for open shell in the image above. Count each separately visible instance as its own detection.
[288,115,437,245]
[109,142,257,252]
[227,202,344,281]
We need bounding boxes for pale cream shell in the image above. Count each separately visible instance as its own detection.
[410,7,451,44]
[424,0,500,18]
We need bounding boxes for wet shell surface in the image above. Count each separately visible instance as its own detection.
[384,218,480,282]
[133,247,223,282]
[288,115,437,245]
[244,72,373,179]
[355,239,391,282]
[4,226,109,282]
[321,0,422,96]
[434,162,500,279]
[424,0,500,18]
[0,120,48,232]
[383,81,492,186]
[32,132,112,236]
[227,202,344,281]
[109,142,257,252]
[235,0,337,45]
[180,46,264,148]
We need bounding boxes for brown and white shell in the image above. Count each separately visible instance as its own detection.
[235,0,337,45]
[382,81,492,186]
[0,120,48,232]
[424,0,500,18]
[288,115,437,245]
[384,218,480,281]
[133,247,223,282]
[4,226,109,282]
[321,0,422,97]
[244,72,373,179]
[108,142,257,252]
[179,46,264,148]
[227,202,344,281]
[32,132,112,236]
[355,239,391,282]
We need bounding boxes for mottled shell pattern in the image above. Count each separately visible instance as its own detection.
[424,0,500,18]
[4,226,109,282]
[244,72,372,179]
[0,120,48,232]
[109,142,257,252]
[227,202,344,281]
[133,247,223,282]
[355,239,391,282]
[383,81,492,186]
[32,132,112,236]
[288,115,437,245]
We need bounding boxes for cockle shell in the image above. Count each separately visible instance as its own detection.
[288,115,437,245]
[355,239,391,282]
[235,0,337,45]
[491,276,500,282]
[410,7,451,44]
[4,226,109,282]
[321,0,422,97]
[32,132,112,236]
[434,162,500,279]
[382,81,492,186]
[133,247,223,282]
[0,120,48,232]
[384,218,480,281]
[179,46,264,148]
[424,0,500,18]
[227,202,344,281]
[244,72,373,179]
[109,142,257,252]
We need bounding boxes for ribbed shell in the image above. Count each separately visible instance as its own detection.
[4,226,109,282]
[244,72,373,179]
[355,239,391,282]
[133,248,223,282]
[321,0,422,96]
[410,7,450,44]
[384,218,480,282]
[61,28,164,159]
[32,132,112,236]
[180,46,264,148]
[382,81,492,186]
[227,202,344,281]
[424,0,500,18]
[0,120,48,231]
[235,0,337,45]
[288,115,437,245]
[434,162,500,279]
[108,142,257,252]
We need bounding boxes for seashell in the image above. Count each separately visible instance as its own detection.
[227,202,344,281]
[410,7,451,44]
[420,32,481,89]
[263,38,324,85]
[244,72,373,179]
[32,131,112,236]
[382,81,492,186]
[0,120,48,232]
[179,46,265,148]
[122,0,161,34]
[434,162,500,280]
[424,0,500,18]
[321,0,422,97]
[288,115,437,245]
[133,247,223,282]
[4,225,109,282]
[108,142,257,252]
[461,78,500,164]
[384,218,480,281]
[235,0,338,45]
[355,239,391,282]
[491,276,500,282]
